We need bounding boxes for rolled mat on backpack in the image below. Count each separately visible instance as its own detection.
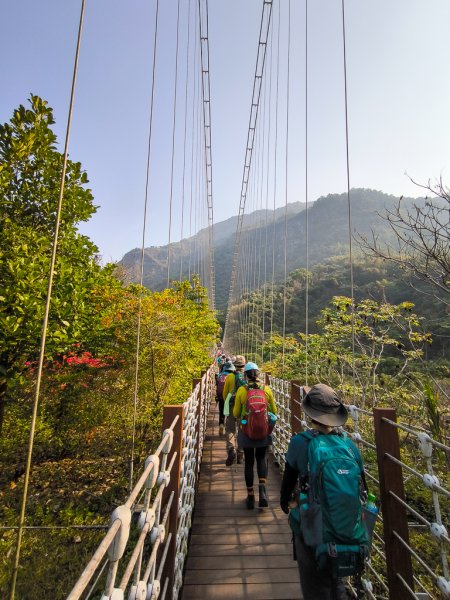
[223,392,233,416]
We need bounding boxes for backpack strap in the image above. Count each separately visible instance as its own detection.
[233,372,241,394]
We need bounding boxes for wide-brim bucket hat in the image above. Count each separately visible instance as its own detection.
[233,355,246,368]
[302,383,348,427]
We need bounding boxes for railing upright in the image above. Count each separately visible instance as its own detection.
[161,405,184,600]
[194,375,203,487]
[374,408,414,599]
[290,379,303,435]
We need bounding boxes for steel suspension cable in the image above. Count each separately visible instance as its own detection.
[223,0,273,345]
[255,103,266,360]
[304,0,309,385]
[8,3,86,598]
[198,0,216,308]
[167,0,182,286]
[129,0,160,493]
[341,0,356,390]
[261,20,273,362]
[269,0,281,362]
[179,0,193,281]
[281,0,291,375]
[188,5,199,281]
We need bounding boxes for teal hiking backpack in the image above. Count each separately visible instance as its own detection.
[290,430,369,578]
[232,372,246,397]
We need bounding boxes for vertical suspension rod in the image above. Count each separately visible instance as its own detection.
[223,0,273,344]
[198,0,216,309]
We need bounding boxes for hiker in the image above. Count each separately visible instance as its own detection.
[233,362,277,509]
[280,384,368,600]
[217,353,227,370]
[222,355,247,466]
[215,360,235,436]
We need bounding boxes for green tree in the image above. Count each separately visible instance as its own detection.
[0,95,112,432]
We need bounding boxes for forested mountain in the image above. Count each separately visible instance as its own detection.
[119,188,424,310]
[246,256,450,362]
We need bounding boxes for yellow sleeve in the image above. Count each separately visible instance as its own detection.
[233,386,247,418]
[265,386,276,414]
[222,373,234,400]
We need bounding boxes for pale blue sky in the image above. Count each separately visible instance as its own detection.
[2,0,449,263]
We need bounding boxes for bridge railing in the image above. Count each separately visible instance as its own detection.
[269,376,450,600]
[66,365,215,600]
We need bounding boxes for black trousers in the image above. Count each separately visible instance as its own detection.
[294,535,350,600]
[243,446,268,488]
[216,398,225,425]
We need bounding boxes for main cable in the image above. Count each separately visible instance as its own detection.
[179,0,193,281]
[8,3,86,598]
[198,0,216,308]
[304,0,309,385]
[341,0,356,391]
[281,0,291,375]
[269,0,281,362]
[167,0,182,286]
[129,0,160,494]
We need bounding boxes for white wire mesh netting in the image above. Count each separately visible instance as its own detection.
[66,366,215,600]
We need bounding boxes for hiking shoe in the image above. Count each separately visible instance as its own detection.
[236,450,244,464]
[219,424,224,436]
[225,449,236,466]
[258,484,268,508]
[246,494,255,510]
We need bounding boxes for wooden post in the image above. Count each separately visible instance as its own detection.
[161,405,184,600]
[291,379,302,435]
[192,377,201,393]
[200,369,208,444]
[195,374,204,487]
[264,371,271,386]
[373,408,414,599]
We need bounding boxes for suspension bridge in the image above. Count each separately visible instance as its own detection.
[3,0,449,599]
[62,369,449,599]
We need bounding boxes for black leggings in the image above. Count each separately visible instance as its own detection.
[217,398,225,425]
[243,446,268,488]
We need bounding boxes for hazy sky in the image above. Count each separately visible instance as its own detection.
[2,0,449,263]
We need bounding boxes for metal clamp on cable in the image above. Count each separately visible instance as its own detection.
[157,470,170,488]
[138,507,156,531]
[146,579,161,600]
[108,505,131,562]
[101,590,124,600]
[437,576,450,597]
[348,405,359,422]
[417,432,433,458]
[361,579,373,593]
[422,473,440,490]
[151,523,166,545]
[161,428,174,454]
[145,455,160,489]
[128,581,146,600]
[430,522,448,541]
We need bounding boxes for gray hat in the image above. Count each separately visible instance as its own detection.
[233,355,246,368]
[222,361,235,372]
[302,383,348,427]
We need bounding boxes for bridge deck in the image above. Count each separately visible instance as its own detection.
[182,404,301,600]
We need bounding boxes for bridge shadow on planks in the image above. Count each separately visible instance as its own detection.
[181,404,302,600]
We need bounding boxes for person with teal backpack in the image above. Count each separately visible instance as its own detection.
[280,384,370,600]
[222,355,247,465]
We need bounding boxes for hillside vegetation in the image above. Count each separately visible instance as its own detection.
[0,97,219,598]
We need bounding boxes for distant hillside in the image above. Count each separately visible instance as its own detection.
[119,201,307,293]
[119,189,425,311]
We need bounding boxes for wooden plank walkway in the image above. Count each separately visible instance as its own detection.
[182,403,302,600]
